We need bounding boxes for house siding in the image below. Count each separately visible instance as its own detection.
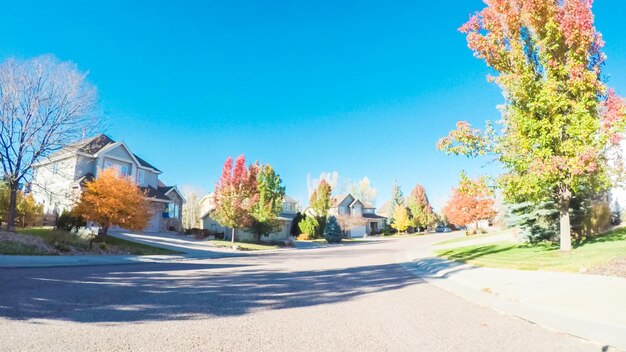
[31,156,79,214]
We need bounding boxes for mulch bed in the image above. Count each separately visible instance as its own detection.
[588,257,626,279]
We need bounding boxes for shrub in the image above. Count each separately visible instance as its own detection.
[56,211,86,232]
[45,229,89,251]
[324,216,342,244]
[297,233,313,241]
[299,216,319,239]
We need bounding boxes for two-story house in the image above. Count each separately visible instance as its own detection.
[30,134,184,232]
[328,194,386,237]
[200,194,299,242]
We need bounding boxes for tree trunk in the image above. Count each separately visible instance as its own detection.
[231,228,236,243]
[559,187,572,252]
[6,181,18,232]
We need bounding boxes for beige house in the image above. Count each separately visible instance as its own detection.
[328,194,386,237]
[30,134,184,232]
[200,194,299,242]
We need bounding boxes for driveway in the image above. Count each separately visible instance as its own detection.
[0,233,605,351]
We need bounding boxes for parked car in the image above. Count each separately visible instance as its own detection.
[435,226,452,233]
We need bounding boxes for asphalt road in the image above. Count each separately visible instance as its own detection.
[0,234,606,351]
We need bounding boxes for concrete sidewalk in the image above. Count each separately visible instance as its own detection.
[400,247,626,350]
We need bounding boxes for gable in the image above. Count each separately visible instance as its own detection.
[102,144,135,162]
[338,194,355,208]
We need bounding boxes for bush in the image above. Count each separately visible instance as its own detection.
[56,211,86,232]
[297,233,313,241]
[324,216,342,244]
[299,216,319,239]
[45,229,89,251]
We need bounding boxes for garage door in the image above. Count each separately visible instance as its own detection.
[144,212,161,232]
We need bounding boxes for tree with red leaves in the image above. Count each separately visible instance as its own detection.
[438,0,626,250]
[407,184,436,232]
[443,173,496,233]
[213,155,259,243]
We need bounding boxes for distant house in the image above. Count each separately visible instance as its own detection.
[200,194,299,242]
[30,134,184,232]
[328,194,386,237]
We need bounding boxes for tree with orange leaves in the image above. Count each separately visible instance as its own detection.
[443,173,496,234]
[74,168,151,237]
[213,155,259,243]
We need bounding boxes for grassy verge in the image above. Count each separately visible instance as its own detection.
[433,229,513,246]
[207,240,279,251]
[435,228,626,272]
[15,227,181,255]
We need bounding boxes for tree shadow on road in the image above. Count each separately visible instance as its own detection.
[0,260,422,323]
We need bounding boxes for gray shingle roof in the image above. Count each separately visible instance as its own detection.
[142,186,170,201]
[48,134,161,172]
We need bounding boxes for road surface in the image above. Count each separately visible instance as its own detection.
[0,234,606,351]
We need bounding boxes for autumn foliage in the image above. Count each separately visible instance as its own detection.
[443,174,496,231]
[391,206,411,234]
[213,155,259,242]
[438,0,626,250]
[74,168,151,235]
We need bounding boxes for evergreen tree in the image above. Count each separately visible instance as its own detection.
[388,180,404,225]
[324,216,342,243]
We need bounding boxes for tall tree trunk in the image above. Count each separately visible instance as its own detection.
[6,180,18,232]
[231,228,236,243]
[559,186,572,252]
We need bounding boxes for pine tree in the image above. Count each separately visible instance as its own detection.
[388,180,404,225]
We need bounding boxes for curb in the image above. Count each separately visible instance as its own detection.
[397,247,626,351]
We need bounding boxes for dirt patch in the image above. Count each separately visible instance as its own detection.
[588,257,626,279]
[0,231,131,256]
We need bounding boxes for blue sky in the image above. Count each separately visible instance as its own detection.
[1,1,625,210]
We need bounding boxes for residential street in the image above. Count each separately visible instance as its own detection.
[0,234,607,352]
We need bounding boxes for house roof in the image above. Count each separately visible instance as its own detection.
[46,134,161,172]
[134,153,162,173]
[331,194,351,207]
[142,186,171,202]
[159,185,185,203]
[283,195,297,203]
[362,213,386,220]
[349,199,364,207]
[71,173,95,187]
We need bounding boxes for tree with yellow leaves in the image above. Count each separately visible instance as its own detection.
[391,206,411,234]
[74,168,151,237]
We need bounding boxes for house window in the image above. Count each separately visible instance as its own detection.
[168,203,179,219]
[52,163,59,175]
[137,170,145,185]
[121,164,129,176]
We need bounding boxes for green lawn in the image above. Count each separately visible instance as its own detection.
[435,228,626,272]
[16,227,181,255]
[433,229,513,246]
[207,240,279,251]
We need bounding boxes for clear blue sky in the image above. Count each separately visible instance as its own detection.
[1,1,625,210]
